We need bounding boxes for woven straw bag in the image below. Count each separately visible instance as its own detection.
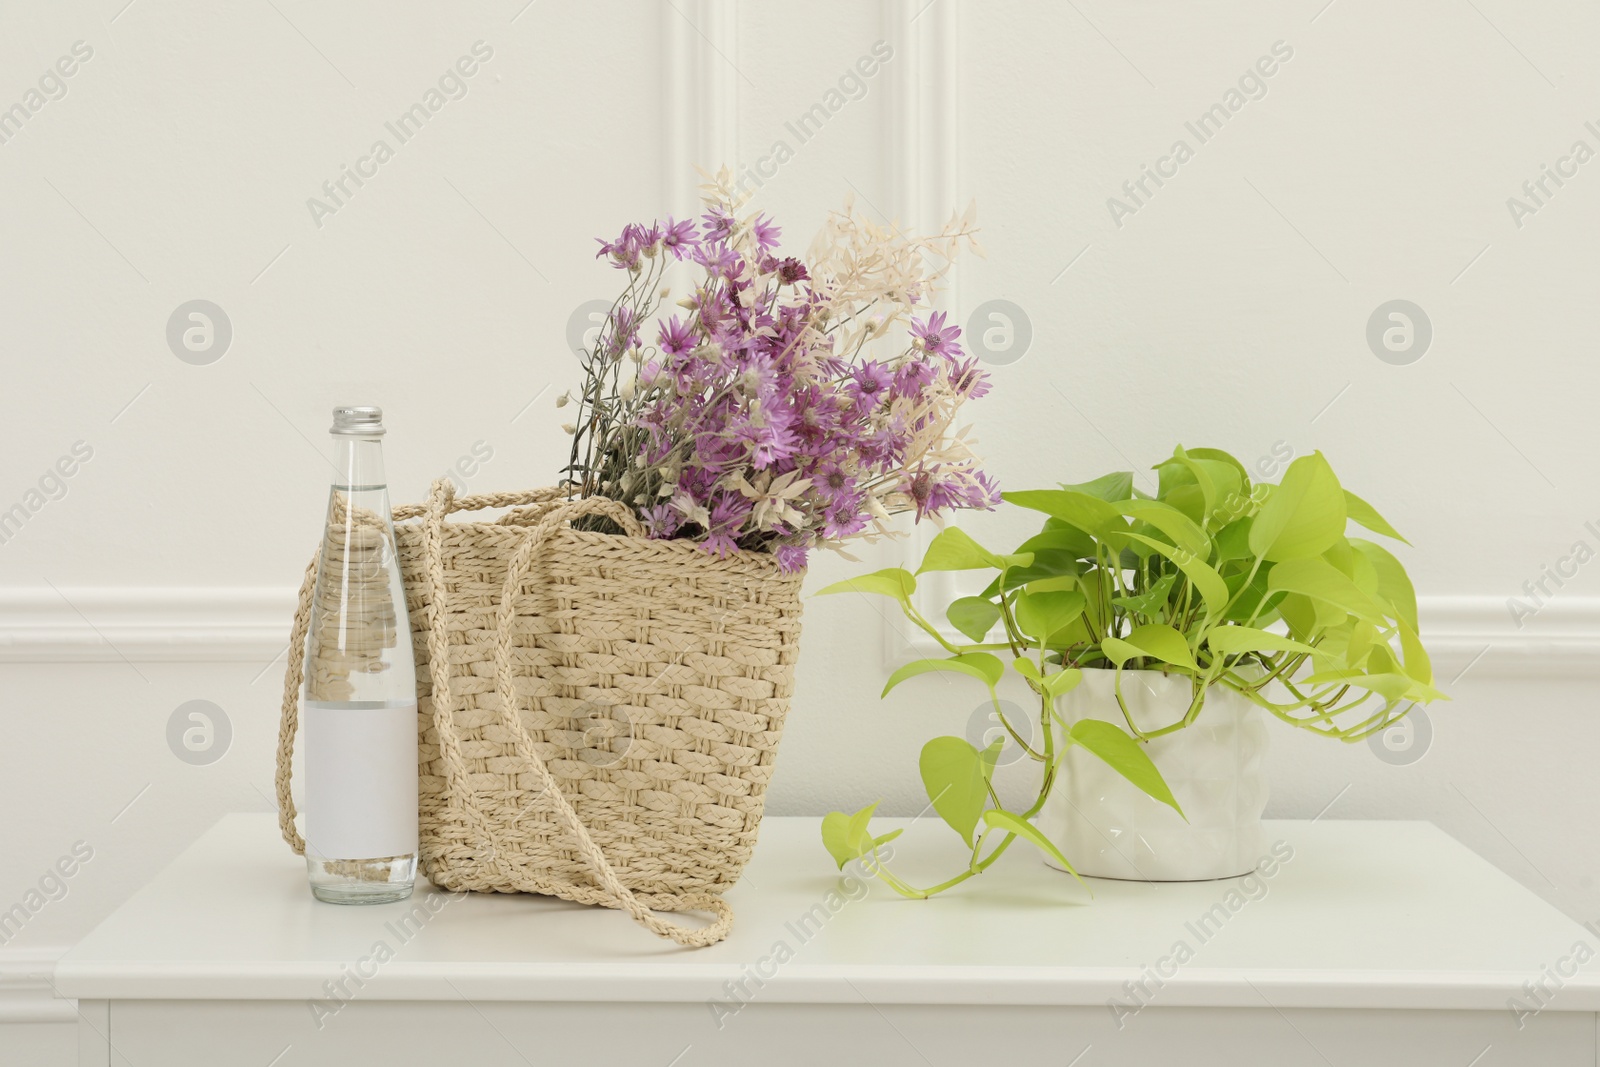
[276,481,805,946]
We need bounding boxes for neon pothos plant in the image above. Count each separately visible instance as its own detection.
[818,446,1445,898]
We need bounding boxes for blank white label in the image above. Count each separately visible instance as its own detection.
[304,702,418,860]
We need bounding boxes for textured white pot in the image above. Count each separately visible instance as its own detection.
[1037,668,1269,881]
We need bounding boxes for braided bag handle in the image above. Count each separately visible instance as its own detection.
[275,558,318,855]
[469,491,735,947]
[276,485,570,859]
[392,486,567,523]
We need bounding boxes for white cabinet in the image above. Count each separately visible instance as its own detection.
[53,815,1600,1066]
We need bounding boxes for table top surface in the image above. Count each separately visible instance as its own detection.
[53,813,1600,1010]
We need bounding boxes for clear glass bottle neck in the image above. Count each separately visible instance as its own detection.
[330,434,387,491]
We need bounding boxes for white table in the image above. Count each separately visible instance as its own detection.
[55,814,1600,1066]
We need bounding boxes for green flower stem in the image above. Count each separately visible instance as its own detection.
[1037,684,1057,789]
[858,671,1061,900]
[1245,689,1396,738]
[1092,545,1114,640]
[908,832,1021,898]
[1110,669,1146,738]
[1337,702,1414,742]
[1228,648,1313,691]
[903,602,961,654]
[1276,677,1355,718]
[991,691,1043,759]
[996,585,1028,658]
[1112,669,1217,741]
[862,825,1030,901]
[1242,682,1349,721]
[1175,578,1197,636]
[857,848,926,898]
[1219,556,1266,621]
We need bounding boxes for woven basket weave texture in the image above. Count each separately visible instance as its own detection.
[399,504,805,905]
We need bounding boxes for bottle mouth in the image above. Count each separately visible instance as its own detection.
[331,405,385,436]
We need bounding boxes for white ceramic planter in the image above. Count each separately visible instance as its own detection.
[1037,668,1269,881]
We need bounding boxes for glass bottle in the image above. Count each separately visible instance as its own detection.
[302,405,418,904]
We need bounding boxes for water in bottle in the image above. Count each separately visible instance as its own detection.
[303,405,418,904]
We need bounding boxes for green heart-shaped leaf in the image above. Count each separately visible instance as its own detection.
[946,596,1001,643]
[882,653,1005,697]
[1118,623,1199,671]
[918,527,1020,574]
[1014,589,1087,644]
[1267,557,1390,625]
[920,736,1001,846]
[1206,626,1318,658]
[815,568,915,606]
[1068,718,1184,816]
[1248,452,1346,562]
[1344,490,1409,545]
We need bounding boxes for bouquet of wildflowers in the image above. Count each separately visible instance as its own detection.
[559,169,997,573]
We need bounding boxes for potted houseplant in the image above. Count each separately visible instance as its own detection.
[820,446,1445,889]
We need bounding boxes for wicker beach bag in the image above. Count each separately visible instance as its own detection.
[275,481,805,946]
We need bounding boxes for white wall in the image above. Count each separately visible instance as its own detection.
[3,0,1599,1031]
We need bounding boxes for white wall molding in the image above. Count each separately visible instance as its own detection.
[0,587,295,663]
[1412,595,1600,677]
[0,947,72,1024]
[884,0,963,666]
[0,586,1592,677]
[661,0,739,216]
[885,0,959,238]
[888,593,1600,678]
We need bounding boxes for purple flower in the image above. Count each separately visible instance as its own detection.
[711,492,753,530]
[642,504,681,539]
[892,358,936,398]
[911,310,963,359]
[701,205,735,242]
[701,530,739,558]
[849,362,893,407]
[696,290,733,332]
[948,356,991,399]
[697,494,750,558]
[822,500,868,539]
[775,544,808,573]
[658,315,697,356]
[815,461,856,505]
[904,467,937,521]
[607,306,640,354]
[903,465,1000,522]
[595,227,643,270]
[694,244,739,279]
[860,420,907,466]
[776,257,809,286]
[971,470,1002,508]
[752,214,782,253]
[790,388,842,454]
[738,418,799,469]
[661,217,699,258]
